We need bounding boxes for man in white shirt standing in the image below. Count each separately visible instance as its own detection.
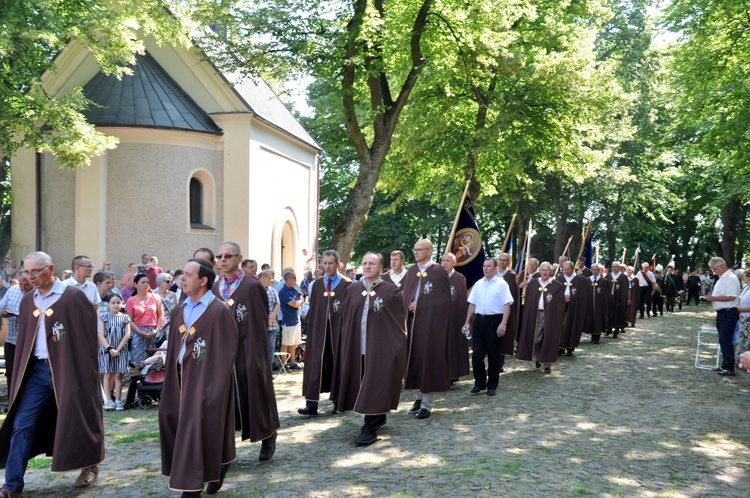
[463,258,514,396]
[383,250,408,288]
[61,256,101,310]
[704,257,741,376]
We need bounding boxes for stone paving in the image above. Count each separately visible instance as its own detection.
[4,304,750,497]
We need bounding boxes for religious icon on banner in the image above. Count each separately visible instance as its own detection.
[453,228,482,266]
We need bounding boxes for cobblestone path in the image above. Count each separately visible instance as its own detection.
[7,305,750,497]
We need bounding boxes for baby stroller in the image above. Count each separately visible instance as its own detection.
[124,360,164,409]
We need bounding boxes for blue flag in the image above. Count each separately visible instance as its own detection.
[515,239,525,275]
[450,194,486,289]
[584,231,593,267]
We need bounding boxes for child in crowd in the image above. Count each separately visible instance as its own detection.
[98,294,133,410]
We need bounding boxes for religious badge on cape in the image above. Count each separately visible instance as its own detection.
[235,303,248,323]
[51,321,66,342]
[546,293,553,303]
[192,337,207,361]
[596,287,601,294]
[450,285,456,297]
[423,281,433,295]
[332,299,341,313]
[571,287,577,296]
[615,283,620,290]
[372,296,384,313]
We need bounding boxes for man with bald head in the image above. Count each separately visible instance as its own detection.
[441,252,469,382]
[556,261,591,356]
[0,252,104,495]
[402,238,451,419]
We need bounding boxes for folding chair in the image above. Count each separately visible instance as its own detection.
[695,323,720,370]
[273,352,291,378]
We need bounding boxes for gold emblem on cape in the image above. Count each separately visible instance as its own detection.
[324,291,335,297]
[227,299,234,306]
[396,282,401,287]
[565,282,572,286]
[188,326,196,335]
[179,325,186,334]
[416,271,427,277]
[33,309,53,318]
[179,325,196,335]
[592,283,598,287]
[539,287,548,292]
[361,290,376,297]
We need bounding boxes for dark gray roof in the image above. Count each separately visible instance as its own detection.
[83,52,222,135]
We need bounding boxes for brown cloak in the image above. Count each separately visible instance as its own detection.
[516,278,566,364]
[609,273,629,329]
[160,296,238,492]
[213,276,279,442]
[498,270,519,355]
[337,280,407,414]
[576,267,593,278]
[381,271,406,289]
[585,275,610,335]
[556,274,591,349]
[303,275,352,403]
[447,271,470,378]
[402,263,451,393]
[0,287,104,472]
[626,276,640,324]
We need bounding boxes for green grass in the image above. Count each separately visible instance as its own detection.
[110,429,160,444]
[27,456,52,469]
[499,461,522,474]
[571,485,594,495]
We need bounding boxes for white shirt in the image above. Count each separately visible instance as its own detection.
[33,278,65,359]
[389,268,407,285]
[61,276,101,306]
[562,274,575,297]
[412,260,435,303]
[739,285,750,318]
[468,275,514,315]
[538,278,553,310]
[610,272,622,295]
[712,270,740,310]
[636,270,655,287]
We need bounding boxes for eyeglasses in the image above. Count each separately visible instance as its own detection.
[165,280,173,284]
[413,248,428,252]
[77,264,94,270]
[498,259,510,262]
[25,265,50,277]
[216,254,238,260]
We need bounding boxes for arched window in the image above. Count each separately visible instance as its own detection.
[189,177,202,226]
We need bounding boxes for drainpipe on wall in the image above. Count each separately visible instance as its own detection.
[35,152,42,250]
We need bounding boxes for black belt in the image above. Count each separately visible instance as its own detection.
[717,308,738,313]
[31,356,49,364]
[476,313,503,319]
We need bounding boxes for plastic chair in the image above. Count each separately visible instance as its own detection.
[695,323,720,370]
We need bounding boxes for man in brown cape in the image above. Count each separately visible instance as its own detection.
[607,262,630,338]
[496,252,519,368]
[516,262,566,374]
[381,250,408,288]
[298,249,352,416]
[585,264,610,344]
[0,252,104,497]
[575,256,593,277]
[337,252,407,445]
[441,252,469,381]
[556,261,591,356]
[160,259,238,497]
[625,265,640,328]
[402,238,451,419]
[214,242,279,468]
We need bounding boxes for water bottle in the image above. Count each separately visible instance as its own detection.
[462,326,471,340]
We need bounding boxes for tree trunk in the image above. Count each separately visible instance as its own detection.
[721,197,743,267]
[554,201,569,260]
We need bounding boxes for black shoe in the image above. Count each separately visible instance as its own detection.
[499,367,504,373]
[289,363,303,370]
[558,348,565,356]
[717,369,737,376]
[206,463,230,494]
[612,330,619,338]
[535,361,542,369]
[487,389,496,396]
[416,408,431,419]
[330,407,339,415]
[298,406,318,416]
[566,351,574,357]
[469,386,485,395]
[259,431,277,461]
[591,335,601,344]
[639,314,644,319]
[182,492,203,498]
[712,367,723,372]
[354,431,377,445]
[409,399,422,412]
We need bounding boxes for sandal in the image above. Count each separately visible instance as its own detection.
[74,465,98,488]
[134,362,145,370]
[156,357,164,371]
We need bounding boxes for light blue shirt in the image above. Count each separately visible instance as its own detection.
[310,273,343,300]
[33,278,65,359]
[178,290,215,364]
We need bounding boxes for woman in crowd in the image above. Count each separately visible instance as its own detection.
[735,270,750,367]
[125,273,163,375]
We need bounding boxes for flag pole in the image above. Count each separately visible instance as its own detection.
[620,247,627,264]
[576,221,592,260]
[446,180,472,254]
[561,235,574,259]
[500,212,517,253]
[521,218,532,305]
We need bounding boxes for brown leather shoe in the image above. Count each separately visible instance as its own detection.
[1,488,21,498]
[74,465,99,488]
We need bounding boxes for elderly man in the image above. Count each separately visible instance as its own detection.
[382,250,408,288]
[585,264,610,344]
[557,261,591,356]
[159,259,239,497]
[704,257,741,376]
[279,270,305,371]
[61,255,101,308]
[607,262,629,338]
[636,262,656,319]
[299,250,352,416]
[0,273,32,404]
[402,238,451,419]
[337,252,407,445]
[463,258,513,395]
[0,252,104,496]
[121,263,138,286]
[214,242,279,471]
[575,256,592,277]
[441,252,469,382]
[516,262,565,374]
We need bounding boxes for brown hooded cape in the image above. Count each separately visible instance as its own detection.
[160,295,238,492]
[402,263,451,393]
[498,269,519,355]
[626,276,640,324]
[303,275,352,402]
[336,280,407,414]
[516,278,566,364]
[0,286,104,472]
[609,273,629,328]
[557,274,591,349]
[213,275,279,442]
[447,271,470,378]
[585,275,610,335]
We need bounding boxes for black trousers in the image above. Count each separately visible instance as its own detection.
[652,294,663,315]
[362,414,386,433]
[471,313,504,391]
[716,308,739,371]
[688,287,700,305]
[4,342,15,389]
[638,286,652,317]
